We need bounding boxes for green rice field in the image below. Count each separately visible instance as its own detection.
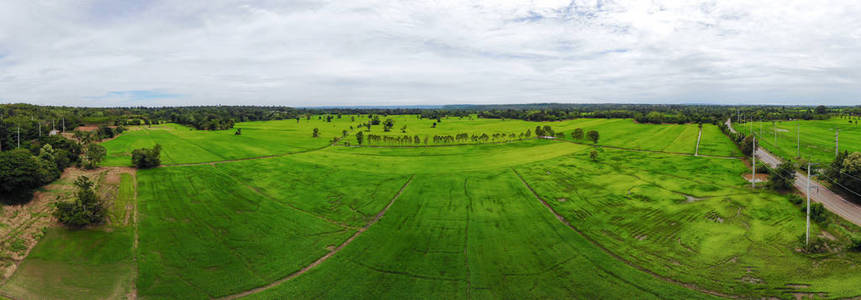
[745,118,861,164]
[3,116,860,299]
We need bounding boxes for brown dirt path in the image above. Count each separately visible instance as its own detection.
[511,168,733,298]
[215,175,414,300]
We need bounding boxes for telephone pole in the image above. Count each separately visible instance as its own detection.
[17,126,20,149]
[39,122,41,137]
[62,117,65,132]
[806,162,812,246]
[796,124,800,158]
[752,136,757,189]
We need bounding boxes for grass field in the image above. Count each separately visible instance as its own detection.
[745,118,861,164]
[6,116,861,299]
[1,172,136,299]
[100,117,741,167]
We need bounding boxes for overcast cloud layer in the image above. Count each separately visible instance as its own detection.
[1,0,860,107]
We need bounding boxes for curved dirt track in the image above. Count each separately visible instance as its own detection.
[216,175,414,300]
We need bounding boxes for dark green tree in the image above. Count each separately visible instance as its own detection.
[54,176,106,228]
[587,130,600,144]
[131,144,162,169]
[356,131,364,145]
[313,128,319,137]
[770,160,796,191]
[572,128,584,139]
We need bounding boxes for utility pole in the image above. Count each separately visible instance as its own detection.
[806,162,811,246]
[39,122,41,137]
[752,136,757,189]
[17,126,20,149]
[796,124,800,158]
[773,121,776,145]
[62,117,65,132]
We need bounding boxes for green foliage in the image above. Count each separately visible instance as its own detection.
[54,176,106,228]
[589,150,598,161]
[851,238,861,252]
[131,144,162,169]
[770,161,796,191]
[355,130,364,145]
[0,149,44,202]
[572,128,584,139]
[587,130,599,143]
[312,127,319,137]
[740,135,754,156]
[83,143,106,169]
[802,202,827,223]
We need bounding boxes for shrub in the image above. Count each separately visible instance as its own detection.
[850,238,861,252]
[787,194,803,205]
[132,144,162,169]
[802,202,827,223]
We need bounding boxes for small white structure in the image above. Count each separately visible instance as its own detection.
[48,129,60,136]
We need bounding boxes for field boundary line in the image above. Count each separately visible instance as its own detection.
[510,168,733,298]
[215,175,415,300]
[556,139,742,160]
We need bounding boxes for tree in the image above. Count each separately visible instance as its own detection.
[235,128,242,135]
[0,149,43,198]
[312,128,319,137]
[356,131,364,145]
[542,125,554,137]
[132,144,162,169]
[535,126,544,137]
[587,130,599,144]
[815,105,828,114]
[840,152,861,194]
[770,160,796,191]
[54,176,106,228]
[572,128,584,140]
[83,143,106,169]
[383,118,395,132]
[589,150,598,161]
[740,135,754,156]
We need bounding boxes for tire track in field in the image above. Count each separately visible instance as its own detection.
[215,175,415,300]
[511,169,733,299]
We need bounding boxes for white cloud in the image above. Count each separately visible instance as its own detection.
[1,0,860,106]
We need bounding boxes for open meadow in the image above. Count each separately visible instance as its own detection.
[3,116,860,299]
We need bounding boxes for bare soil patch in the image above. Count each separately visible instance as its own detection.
[743,173,769,183]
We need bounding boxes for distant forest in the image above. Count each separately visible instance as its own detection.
[1,103,860,151]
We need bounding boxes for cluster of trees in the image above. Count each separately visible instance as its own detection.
[53,176,106,227]
[824,151,861,201]
[132,144,162,168]
[0,135,82,203]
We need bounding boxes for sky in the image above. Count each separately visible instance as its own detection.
[1,0,860,107]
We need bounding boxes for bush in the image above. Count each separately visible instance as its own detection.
[770,161,795,191]
[132,144,162,169]
[798,234,828,254]
[802,202,827,223]
[850,238,861,252]
[787,194,803,205]
[54,176,106,228]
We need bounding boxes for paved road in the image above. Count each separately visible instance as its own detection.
[726,119,861,226]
